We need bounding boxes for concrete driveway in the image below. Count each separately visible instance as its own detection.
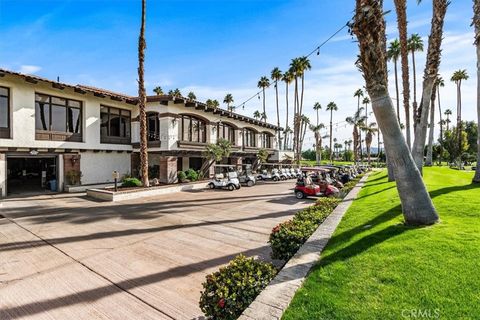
[0,181,310,319]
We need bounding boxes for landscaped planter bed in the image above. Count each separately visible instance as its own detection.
[86,180,207,201]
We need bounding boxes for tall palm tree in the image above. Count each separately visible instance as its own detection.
[354,88,364,160]
[313,102,322,126]
[363,96,370,127]
[212,99,220,110]
[352,0,438,225]
[387,39,401,122]
[260,112,267,122]
[346,107,366,162]
[187,91,196,100]
[326,102,338,163]
[354,88,364,113]
[168,88,182,97]
[362,122,378,164]
[436,77,445,149]
[427,77,444,166]
[153,86,163,95]
[289,58,302,162]
[411,0,448,173]
[394,0,412,149]
[138,0,149,187]
[257,76,270,123]
[311,123,325,165]
[408,33,424,125]
[474,0,480,183]
[298,56,311,120]
[253,110,261,120]
[451,69,469,159]
[444,108,452,131]
[282,71,294,150]
[223,93,234,112]
[271,67,283,148]
[300,115,310,151]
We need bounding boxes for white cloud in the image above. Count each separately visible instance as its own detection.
[18,65,42,74]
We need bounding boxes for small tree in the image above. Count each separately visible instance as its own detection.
[199,138,232,178]
[254,148,269,171]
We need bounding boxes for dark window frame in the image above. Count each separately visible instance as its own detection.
[260,132,273,149]
[0,86,10,138]
[100,105,131,144]
[243,128,257,148]
[147,112,160,141]
[181,114,207,143]
[34,92,83,141]
[217,122,235,144]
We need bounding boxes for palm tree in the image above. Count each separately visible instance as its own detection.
[313,102,322,126]
[394,0,412,149]
[300,115,310,151]
[212,99,220,110]
[282,71,294,150]
[298,56,311,120]
[223,93,234,112]
[271,67,283,148]
[289,58,302,162]
[326,102,338,163]
[187,91,196,100]
[451,69,469,160]
[408,33,424,125]
[346,107,366,162]
[153,86,163,95]
[362,122,378,164]
[474,0,480,182]
[253,110,261,120]
[138,0,149,187]
[168,88,182,97]
[352,0,438,225]
[411,0,448,173]
[310,123,325,165]
[260,112,267,122]
[387,39,401,122]
[362,96,370,127]
[257,76,270,123]
[444,109,452,130]
[427,77,445,166]
[284,126,292,150]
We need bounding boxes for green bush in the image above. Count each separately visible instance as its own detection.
[185,168,199,182]
[199,254,277,320]
[269,219,318,260]
[122,177,142,188]
[313,198,341,214]
[177,170,187,182]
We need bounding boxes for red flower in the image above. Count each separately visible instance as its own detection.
[272,225,281,233]
[217,298,226,308]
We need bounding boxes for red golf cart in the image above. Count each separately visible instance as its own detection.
[294,167,340,199]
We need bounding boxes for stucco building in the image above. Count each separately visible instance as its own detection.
[0,68,285,197]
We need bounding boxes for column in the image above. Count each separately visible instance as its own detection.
[159,156,178,184]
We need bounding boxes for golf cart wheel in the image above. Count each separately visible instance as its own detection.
[208,183,215,189]
[257,176,263,180]
[273,176,279,182]
[247,180,254,187]
[235,184,241,190]
[295,191,305,199]
[227,184,235,191]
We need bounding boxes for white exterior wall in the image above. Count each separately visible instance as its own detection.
[80,151,131,185]
[0,75,134,151]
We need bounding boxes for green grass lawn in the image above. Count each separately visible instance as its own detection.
[283,167,480,320]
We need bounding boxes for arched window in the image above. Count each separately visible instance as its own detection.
[147,112,160,141]
[243,128,256,147]
[260,132,273,149]
[217,122,235,144]
[181,114,207,143]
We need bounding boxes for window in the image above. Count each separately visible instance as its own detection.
[0,86,10,138]
[147,112,160,141]
[260,133,272,149]
[217,122,235,144]
[180,115,206,143]
[100,105,131,144]
[35,93,82,140]
[244,128,256,147]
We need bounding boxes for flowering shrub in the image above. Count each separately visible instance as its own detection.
[269,219,318,260]
[199,254,277,320]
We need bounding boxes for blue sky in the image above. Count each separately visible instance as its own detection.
[0,0,476,147]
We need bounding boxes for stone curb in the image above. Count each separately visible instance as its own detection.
[239,173,370,320]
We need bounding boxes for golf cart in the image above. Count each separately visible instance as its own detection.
[207,165,241,191]
[256,163,281,182]
[294,167,340,199]
[237,164,256,187]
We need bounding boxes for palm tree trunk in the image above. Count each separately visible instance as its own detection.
[394,60,400,122]
[474,0,480,182]
[284,82,289,150]
[437,84,443,165]
[138,0,149,187]
[275,82,280,148]
[353,0,438,225]
[411,0,447,173]
[412,51,418,130]
[426,85,437,166]
[394,0,411,149]
[262,88,266,123]
[457,82,462,160]
[329,111,333,163]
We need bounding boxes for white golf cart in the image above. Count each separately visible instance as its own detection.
[237,164,256,187]
[256,163,281,182]
[207,165,241,191]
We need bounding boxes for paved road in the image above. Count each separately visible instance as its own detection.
[0,181,310,320]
